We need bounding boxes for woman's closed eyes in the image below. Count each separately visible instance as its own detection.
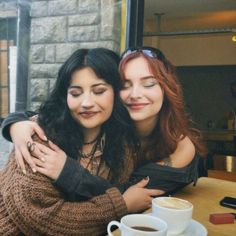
[122,76,158,89]
[68,86,108,97]
[142,77,158,87]
[93,87,108,95]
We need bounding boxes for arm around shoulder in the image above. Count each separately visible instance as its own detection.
[1,111,36,141]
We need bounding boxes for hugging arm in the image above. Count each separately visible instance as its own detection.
[54,138,199,199]
[53,157,114,201]
[54,155,199,200]
[1,111,47,173]
[130,155,200,195]
[1,111,36,141]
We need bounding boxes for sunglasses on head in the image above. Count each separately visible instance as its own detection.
[121,47,166,61]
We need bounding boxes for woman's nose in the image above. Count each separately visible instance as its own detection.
[130,85,142,99]
[81,94,94,108]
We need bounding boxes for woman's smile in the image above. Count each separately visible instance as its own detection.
[126,102,150,111]
[79,111,100,118]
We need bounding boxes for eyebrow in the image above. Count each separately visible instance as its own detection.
[124,76,156,81]
[140,76,156,81]
[69,82,108,89]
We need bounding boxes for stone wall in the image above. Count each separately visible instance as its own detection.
[0,0,17,13]
[29,0,121,110]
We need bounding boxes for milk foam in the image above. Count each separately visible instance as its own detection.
[154,198,191,209]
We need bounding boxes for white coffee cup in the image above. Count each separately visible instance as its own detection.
[107,214,167,236]
[152,197,193,235]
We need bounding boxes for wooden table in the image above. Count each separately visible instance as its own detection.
[112,177,236,236]
[174,177,236,236]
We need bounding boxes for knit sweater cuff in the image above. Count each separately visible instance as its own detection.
[106,188,128,219]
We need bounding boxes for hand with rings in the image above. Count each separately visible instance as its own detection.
[9,120,48,174]
[27,140,67,180]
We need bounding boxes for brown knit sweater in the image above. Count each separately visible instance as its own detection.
[0,138,134,235]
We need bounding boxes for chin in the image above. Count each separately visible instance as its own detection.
[83,124,100,129]
[130,114,147,122]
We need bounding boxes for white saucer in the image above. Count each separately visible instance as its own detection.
[167,219,207,236]
[145,213,207,236]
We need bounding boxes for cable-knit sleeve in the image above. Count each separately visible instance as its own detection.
[1,156,127,236]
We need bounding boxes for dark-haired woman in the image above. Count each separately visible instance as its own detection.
[0,48,162,235]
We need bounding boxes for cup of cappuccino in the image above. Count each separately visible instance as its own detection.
[152,197,193,235]
[107,214,167,236]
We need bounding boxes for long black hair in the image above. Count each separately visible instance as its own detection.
[38,48,132,179]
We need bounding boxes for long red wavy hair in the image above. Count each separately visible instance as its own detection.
[119,48,206,161]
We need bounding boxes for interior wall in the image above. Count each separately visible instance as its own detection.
[143,17,236,130]
[176,66,236,129]
[144,19,236,66]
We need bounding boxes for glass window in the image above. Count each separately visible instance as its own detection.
[0,16,17,119]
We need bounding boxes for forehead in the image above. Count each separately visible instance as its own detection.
[123,56,153,79]
[70,67,105,85]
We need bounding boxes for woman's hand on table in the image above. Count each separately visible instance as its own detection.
[10,121,47,173]
[122,178,164,213]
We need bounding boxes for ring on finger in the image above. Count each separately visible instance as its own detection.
[30,143,36,152]
[27,141,36,152]
[27,141,32,151]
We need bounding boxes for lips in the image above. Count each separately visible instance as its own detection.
[126,103,149,110]
[79,111,99,118]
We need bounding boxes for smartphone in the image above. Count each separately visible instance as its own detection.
[220,196,236,209]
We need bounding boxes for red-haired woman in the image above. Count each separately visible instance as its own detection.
[119,46,205,168]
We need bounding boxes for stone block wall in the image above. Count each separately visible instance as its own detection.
[29,0,122,110]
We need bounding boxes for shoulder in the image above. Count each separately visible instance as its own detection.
[169,136,196,168]
[177,136,195,152]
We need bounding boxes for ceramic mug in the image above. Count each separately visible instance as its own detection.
[107,214,167,236]
[152,197,193,235]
